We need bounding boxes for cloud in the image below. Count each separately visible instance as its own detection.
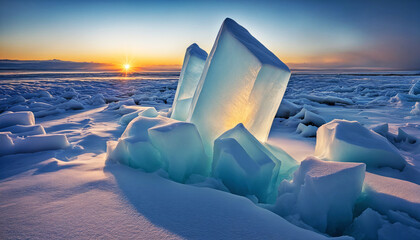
[0,59,113,71]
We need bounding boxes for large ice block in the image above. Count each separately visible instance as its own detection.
[171,44,208,121]
[106,116,210,182]
[187,18,291,155]
[315,120,406,170]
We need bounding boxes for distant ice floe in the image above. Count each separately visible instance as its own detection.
[297,94,354,105]
[281,107,326,138]
[389,80,420,107]
[409,80,420,95]
[0,111,69,156]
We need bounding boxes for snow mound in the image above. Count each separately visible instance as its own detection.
[90,93,106,105]
[300,109,326,127]
[59,99,84,110]
[296,123,318,137]
[119,106,159,125]
[411,102,420,115]
[275,157,366,235]
[0,111,35,128]
[372,123,418,151]
[36,90,53,99]
[276,99,301,118]
[171,43,207,121]
[315,120,406,170]
[117,105,145,115]
[188,18,291,156]
[283,108,326,138]
[378,222,420,240]
[0,132,69,156]
[390,93,420,103]
[409,80,420,95]
[363,172,420,222]
[106,98,136,110]
[107,116,210,183]
[14,134,70,154]
[62,88,79,99]
[1,124,46,136]
[212,123,287,203]
[345,208,386,240]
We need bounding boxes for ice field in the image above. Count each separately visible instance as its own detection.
[1,69,419,239]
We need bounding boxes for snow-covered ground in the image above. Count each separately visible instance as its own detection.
[1,71,419,239]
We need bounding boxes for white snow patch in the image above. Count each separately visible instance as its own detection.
[315,120,406,170]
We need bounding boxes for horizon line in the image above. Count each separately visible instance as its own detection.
[0,59,419,72]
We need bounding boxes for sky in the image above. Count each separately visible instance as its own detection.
[0,0,419,70]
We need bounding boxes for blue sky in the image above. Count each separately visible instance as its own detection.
[0,0,419,70]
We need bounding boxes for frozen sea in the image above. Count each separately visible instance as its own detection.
[0,70,419,239]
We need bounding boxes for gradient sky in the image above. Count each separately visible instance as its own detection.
[0,0,419,70]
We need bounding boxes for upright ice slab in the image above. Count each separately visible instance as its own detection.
[188,18,291,155]
[171,44,208,121]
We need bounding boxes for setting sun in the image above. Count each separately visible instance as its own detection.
[124,64,130,71]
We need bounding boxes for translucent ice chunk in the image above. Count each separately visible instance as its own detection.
[171,44,207,121]
[149,121,210,182]
[107,116,210,182]
[188,18,291,155]
[212,123,284,203]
